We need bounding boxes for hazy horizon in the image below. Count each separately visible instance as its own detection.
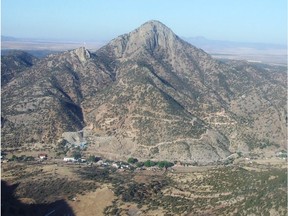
[2,0,287,45]
[2,32,286,65]
[2,34,287,46]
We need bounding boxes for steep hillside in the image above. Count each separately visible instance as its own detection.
[1,47,113,146]
[1,20,286,163]
[1,50,38,86]
[82,21,286,162]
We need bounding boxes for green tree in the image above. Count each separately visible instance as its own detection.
[136,162,144,167]
[87,155,101,162]
[127,157,138,164]
[158,161,174,169]
[144,160,156,167]
[72,150,81,160]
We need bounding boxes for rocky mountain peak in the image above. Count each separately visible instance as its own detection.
[132,20,178,49]
[137,20,173,34]
[72,47,90,62]
[104,20,181,58]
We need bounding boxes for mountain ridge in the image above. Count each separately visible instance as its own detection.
[1,21,286,163]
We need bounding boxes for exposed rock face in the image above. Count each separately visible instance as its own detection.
[73,47,91,63]
[1,20,287,163]
[105,20,180,58]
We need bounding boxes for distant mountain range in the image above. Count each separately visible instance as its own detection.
[1,21,287,163]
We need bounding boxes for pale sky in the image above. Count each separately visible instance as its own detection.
[1,0,287,44]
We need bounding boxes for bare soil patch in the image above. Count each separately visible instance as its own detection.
[69,185,115,216]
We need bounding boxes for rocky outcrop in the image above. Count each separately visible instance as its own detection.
[73,47,91,63]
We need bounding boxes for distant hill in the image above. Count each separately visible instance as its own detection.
[1,21,286,163]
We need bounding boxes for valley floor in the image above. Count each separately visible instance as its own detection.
[1,156,287,216]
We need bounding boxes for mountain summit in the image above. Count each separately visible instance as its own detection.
[1,21,286,163]
[129,20,179,51]
[99,20,192,60]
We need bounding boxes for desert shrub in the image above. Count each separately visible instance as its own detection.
[24,156,35,161]
[9,155,35,162]
[237,151,243,157]
[79,167,111,182]
[10,155,18,161]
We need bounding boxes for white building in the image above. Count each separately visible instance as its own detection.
[63,157,76,162]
